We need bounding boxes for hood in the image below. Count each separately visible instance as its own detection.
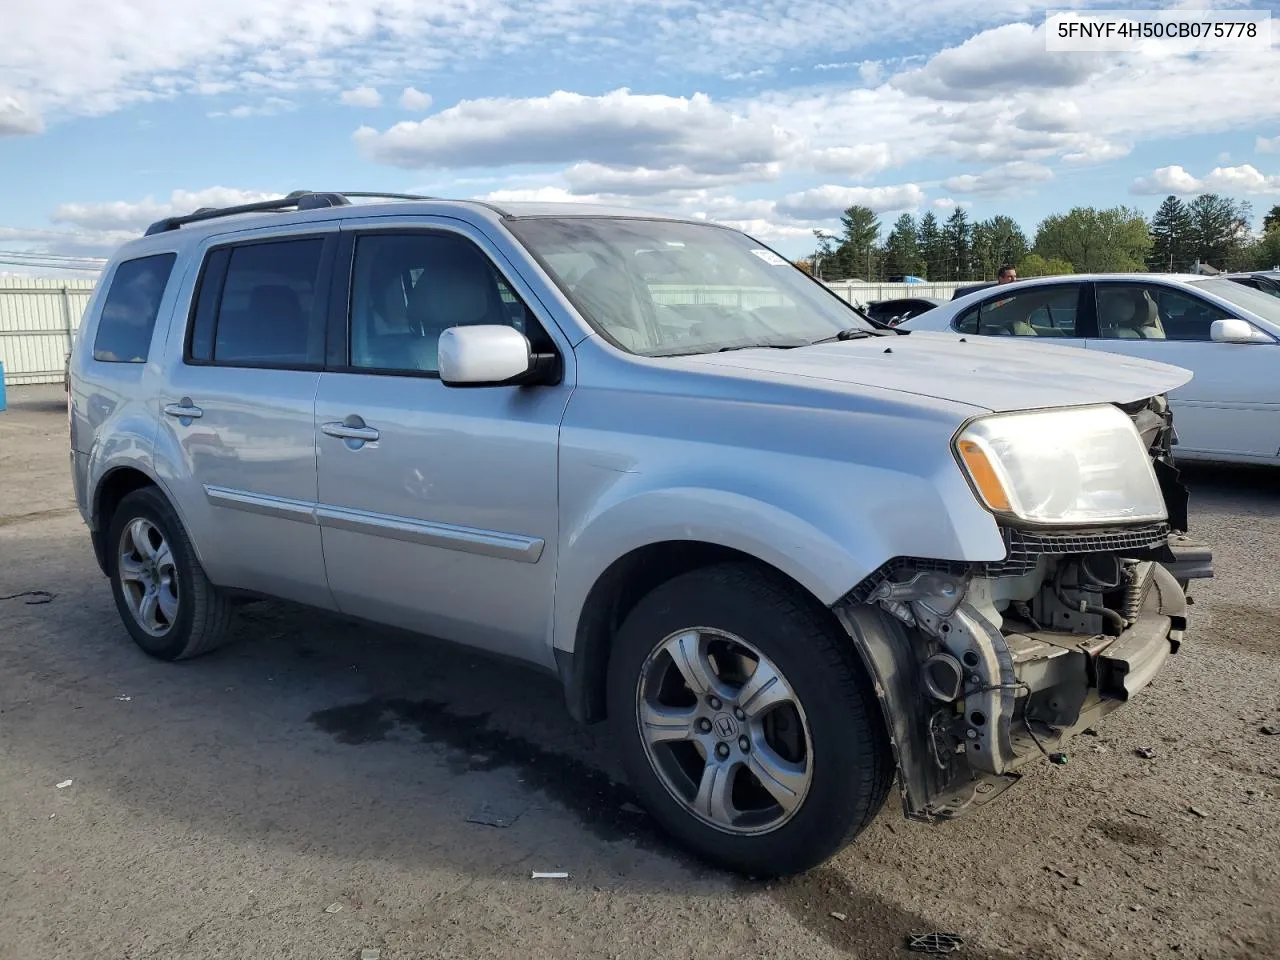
[675,331,1192,413]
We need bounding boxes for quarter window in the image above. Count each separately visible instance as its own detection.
[347,232,543,375]
[187,237,327,366]
[92,253,177,363]
[954,285,1080,337]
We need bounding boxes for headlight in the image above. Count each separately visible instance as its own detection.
[954,404,1166,526]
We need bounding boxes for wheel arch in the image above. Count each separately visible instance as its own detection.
[558,539,852,725]
[90,465,208,579]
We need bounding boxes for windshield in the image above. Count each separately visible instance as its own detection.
[504,217,874,356]
[1188,278,1280,327]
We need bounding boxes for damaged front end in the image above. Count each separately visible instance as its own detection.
[833,396,1213,822]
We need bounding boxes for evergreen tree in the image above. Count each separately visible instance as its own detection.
[942,208,972,280]
[1187,193,1253,270]
[835,205,881,280]
[883,213,922,279]
[971,216,1029,279]
[1147,195,1195,272]
[916,211,946,280]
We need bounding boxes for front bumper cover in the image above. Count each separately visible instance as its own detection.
[834,558,1196,822]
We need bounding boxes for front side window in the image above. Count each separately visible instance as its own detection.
[954,285,1080,337]
[1095,283,1230,342]
[187,237,326,366]
[1187,278,1280,327]
[93,253,177,362]
[347,232,542,375]
[504,217,874,356]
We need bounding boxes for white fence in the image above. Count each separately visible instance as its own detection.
[0,278,97,386]
[0,275,964,386]
[824,280,962,304]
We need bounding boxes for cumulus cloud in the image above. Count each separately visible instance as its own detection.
[892,24,1107,102]
[1014,100,1082,133]
[808,143,893,178]
[209,96,295,118]
[774,184,926,220]
[0,93,43,135]
[354,88,794,174]
[943,161,1054,195]
[563,161,780,196]
[1130,163,1280,196]
[399,87,432,111]
[52,187,283,232]
[339,86,381,108]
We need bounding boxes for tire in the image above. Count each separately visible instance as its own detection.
[105,486,236,661]
[607,561,893,877]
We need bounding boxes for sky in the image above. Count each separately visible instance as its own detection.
[1,0,1278,275]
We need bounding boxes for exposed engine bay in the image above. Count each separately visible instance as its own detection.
[834,395,1215,821]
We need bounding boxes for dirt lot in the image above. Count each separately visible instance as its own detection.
[1,384,1278,960]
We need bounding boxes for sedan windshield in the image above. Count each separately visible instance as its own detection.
[504,217,875,356]
[1188,278,1280,327]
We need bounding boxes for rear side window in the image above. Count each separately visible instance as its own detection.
[92,253,177,362]
[187,237,327,367]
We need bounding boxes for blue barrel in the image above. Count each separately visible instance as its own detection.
[0,361,6,412]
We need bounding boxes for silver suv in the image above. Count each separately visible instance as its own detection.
[68,191,1213,877]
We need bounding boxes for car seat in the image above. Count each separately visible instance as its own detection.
[1102,289,1165,339]
[571,263,655,351]
[406,244,509,370]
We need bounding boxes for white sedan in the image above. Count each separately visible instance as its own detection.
[899,273,1280,466]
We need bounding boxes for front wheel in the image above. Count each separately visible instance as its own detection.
[607,562,894,877]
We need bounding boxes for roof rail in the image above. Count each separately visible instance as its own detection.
[142,190,439,236]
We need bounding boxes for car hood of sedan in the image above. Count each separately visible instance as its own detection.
[676,330,1193,413]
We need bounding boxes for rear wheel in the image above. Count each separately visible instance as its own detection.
[607,562,893,877]
[106,486,235,660]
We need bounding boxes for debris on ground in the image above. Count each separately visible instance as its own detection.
[1135,747,1157,759]
[0,590,55,605]
[115,696,132,702]
[55,780,72,789]
[1260,724,1280,736]
[324,903,343,914]
[1125,808,1152,819]
[830,911,847,922]
[906,932,965,954]
[465,798,528,828]
[360,950,381,960]
[531,871,569,879]
[1188,806,1209,818]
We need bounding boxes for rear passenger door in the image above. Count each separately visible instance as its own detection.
[312,219,573,667]
[156,224,339,610]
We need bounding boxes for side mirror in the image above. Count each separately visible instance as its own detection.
[438,325,558,387]
[1210,318,1257,343]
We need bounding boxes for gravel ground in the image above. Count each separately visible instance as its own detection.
[1,385,1277,960]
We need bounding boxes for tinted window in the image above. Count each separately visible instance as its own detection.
[187,238,326,366]
[954,285,1079,337]
[93,253,176,362]
[348,232,542,374]
[1095,283,1230,342]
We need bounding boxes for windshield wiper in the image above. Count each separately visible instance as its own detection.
[809,327,882,344]
[717,339,809,352]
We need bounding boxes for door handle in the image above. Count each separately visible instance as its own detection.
[321,416,380,444]
[163,399,203,420]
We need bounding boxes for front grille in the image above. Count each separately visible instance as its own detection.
[979,523,1170,577]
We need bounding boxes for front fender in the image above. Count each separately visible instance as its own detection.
[550,471,1006,657]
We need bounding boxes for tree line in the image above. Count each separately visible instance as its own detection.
[798,194,1280,282]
